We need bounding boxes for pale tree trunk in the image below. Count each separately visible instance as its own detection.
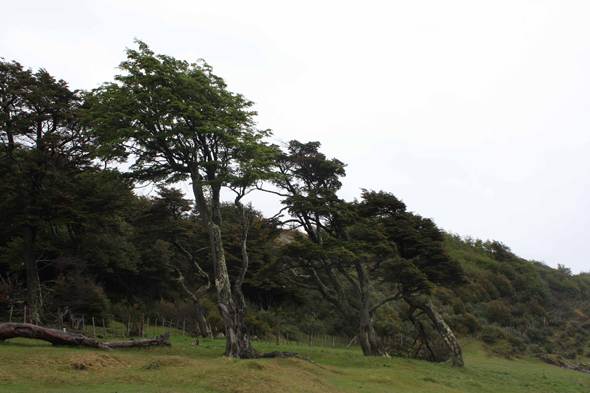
[230,199,256,358]
[211,222,255,358]
[192,180,254,358]
[405,296,464,367]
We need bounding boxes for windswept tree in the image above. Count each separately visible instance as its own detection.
[269,141,465,365]
[86,41,274,358]
[268,140,392,356]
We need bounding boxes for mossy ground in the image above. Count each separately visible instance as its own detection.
[0,332,588,392]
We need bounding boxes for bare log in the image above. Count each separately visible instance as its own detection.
[0,323,171,350]
[0,323,112,350]
[103,333,171,348]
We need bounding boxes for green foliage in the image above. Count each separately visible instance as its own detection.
[49,275,111,317]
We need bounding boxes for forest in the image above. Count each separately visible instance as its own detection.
[1,41,590,368]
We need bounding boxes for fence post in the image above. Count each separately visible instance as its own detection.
[23,305,27,324]
[92,317,96,339]
[9,305,13,323]
[309,331,312,346]
[102,318,106,338]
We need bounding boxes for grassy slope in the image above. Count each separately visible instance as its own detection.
[1,334,589,393]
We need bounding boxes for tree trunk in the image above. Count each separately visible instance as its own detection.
[0,323,111,350]
[103,333,170,348]
[193,299,211,338]
[358,307,389,356]
[0,323,170,349]
[407,308,436,362]
[405,297,464,367]
[191,181,254,358]
[23,225,42,324]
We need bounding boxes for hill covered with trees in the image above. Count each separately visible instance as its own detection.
[1,43,589,365]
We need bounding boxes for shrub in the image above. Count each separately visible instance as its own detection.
[486,300,512,326]
[527,327,547,344]
[481,326,501,345]
[559,350,577,360]
[529,344,544,354]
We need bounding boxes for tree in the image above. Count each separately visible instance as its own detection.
[0,60,92,324]
[87,41,274,358]
[268,140,392,356]
[269,141,465,365]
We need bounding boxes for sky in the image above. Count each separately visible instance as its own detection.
[3,0,589,273]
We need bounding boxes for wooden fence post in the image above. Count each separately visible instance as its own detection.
[92,317,96,339]
[102,318,106,338]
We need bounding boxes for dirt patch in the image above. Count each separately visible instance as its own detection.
[69,353,123,370]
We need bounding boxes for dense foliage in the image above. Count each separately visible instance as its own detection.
[1,48,588,363]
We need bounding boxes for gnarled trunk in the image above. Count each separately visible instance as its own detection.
[359,307,388,356]
[207,216,255,358]
[192,181,254,358]
[405,296,464,367]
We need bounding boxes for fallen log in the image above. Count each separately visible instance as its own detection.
[0,323,170,350]
[0,323,112,350]
[103,332,170,348]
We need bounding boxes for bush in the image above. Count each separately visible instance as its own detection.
[527,327,547,344]
[529,344,544,354]
[559,350,577,360]
[507,334,527,354]
[481,326,502,345]
[486,300,512,326]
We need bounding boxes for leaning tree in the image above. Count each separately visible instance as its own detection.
[86,41,275,358]
[268,141,466,365]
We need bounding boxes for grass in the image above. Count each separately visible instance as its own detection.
[0,332,589,393]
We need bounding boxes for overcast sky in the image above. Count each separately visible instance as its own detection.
[3,1,589,273]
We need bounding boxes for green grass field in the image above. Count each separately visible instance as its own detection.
[1,332,588,393]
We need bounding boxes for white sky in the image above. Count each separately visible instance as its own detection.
[3,0,589,273]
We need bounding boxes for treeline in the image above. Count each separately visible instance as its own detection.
[1,43,588,363]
